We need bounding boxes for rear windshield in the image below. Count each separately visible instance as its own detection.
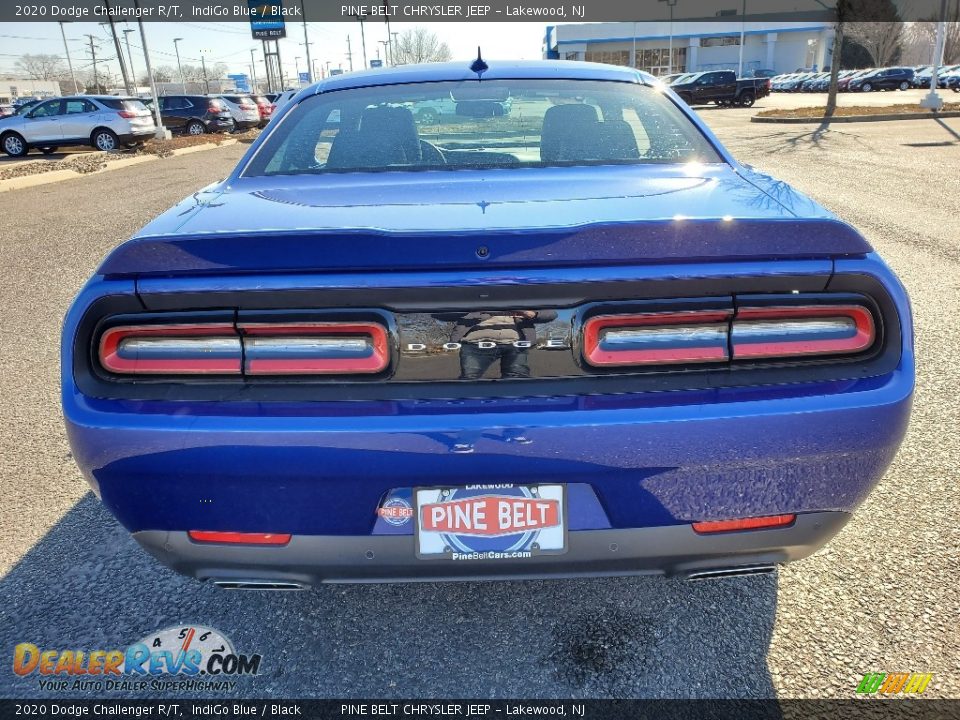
[243,79,721,176]
[99,98,148,112]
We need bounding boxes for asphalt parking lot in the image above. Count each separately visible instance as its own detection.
[0,100,957,699]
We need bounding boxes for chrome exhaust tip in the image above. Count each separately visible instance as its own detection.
[211,580,307,590]
[684,565,777,581]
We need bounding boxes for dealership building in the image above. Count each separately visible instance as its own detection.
[544,21,835,77]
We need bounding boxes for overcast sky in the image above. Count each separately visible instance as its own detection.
[1,21,549,84]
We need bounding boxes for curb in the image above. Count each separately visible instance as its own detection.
[0,138,239,193]
[751,110,960,123]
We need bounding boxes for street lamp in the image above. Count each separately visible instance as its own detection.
[172,37,185,91]
[122,28,138,92]
[58,21,80,94]
[379,39,390,66]
[295,56,302,85]
[921,0,948,111]
[658,0,678,74]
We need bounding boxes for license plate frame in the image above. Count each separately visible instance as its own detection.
[413,484,567,561]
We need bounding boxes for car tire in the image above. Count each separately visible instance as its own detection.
[1,132,28,157]
[738,92,756,107]
[39,146,58,155]
[417,108,438,125]
[91,128,120,152]
[898,81,909,91]
[678,93,693,105]
[861,82,873,92]
[186,120,206,136]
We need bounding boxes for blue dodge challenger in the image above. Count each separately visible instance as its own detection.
[62,60,913,588]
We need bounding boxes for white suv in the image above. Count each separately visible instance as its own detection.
[0,95,155,156]
[210,94,260,131]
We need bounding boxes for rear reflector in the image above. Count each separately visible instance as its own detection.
[582,310,732,367]
[692,514,796,534]
[239,321,390,375]
[731,305,875,359]
[99,324,242,375]
[188,530,291,545]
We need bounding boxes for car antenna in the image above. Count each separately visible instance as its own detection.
[470,47,488,77]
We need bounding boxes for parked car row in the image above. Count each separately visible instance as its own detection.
[772,65,960,93]
[0,91,283,156]
[0,95,155,157]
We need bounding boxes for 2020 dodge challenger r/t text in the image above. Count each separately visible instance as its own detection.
[62,61,913,588]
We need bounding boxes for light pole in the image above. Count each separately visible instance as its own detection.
[358,17,368,68]
[299,0,312,83]
[921,0,948,111]
[59,22,80,94]
[132,0,169,139]
[200,52,209,94]
[379,39,390,66]
[122,28,137,91]
[172,37,185,91]
[658,0,678,74]
[294,56,302,85]
[737,0,746,77]
[250,48,259,92]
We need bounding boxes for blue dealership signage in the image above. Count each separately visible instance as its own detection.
[249,0,286,40]
[227,74,250,92]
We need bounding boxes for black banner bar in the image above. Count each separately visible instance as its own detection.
[1,700,959,720]
[0,0,947,23]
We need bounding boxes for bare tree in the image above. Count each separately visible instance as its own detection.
[825,0,903,118]
[909,19,960,65]
[392,27,453,65]
[846,22,905,66]
[15,54,68,81]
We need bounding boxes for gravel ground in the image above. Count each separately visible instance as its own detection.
[0,112,957,700]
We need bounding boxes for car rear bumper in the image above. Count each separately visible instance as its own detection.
[233,119,258,130]
[134,511,850,586]
[119,129,155,143]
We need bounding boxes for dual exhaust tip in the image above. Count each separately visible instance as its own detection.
[683,565,777,580]
[209,565,778,589]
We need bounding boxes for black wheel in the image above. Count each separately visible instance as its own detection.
[738,92,756,107]
[40,146,58,155]
[91,128,119,152]
[679,93,693,105]
[2,132,28,157]
[861,82,873,92]
[186,120,206,136]
[898,81,909,91]
[417,108,438,124]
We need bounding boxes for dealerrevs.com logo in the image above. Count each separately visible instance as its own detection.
[13,625,261,692]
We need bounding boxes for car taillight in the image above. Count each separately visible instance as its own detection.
[239,322,390,375]
[117,110,137,118]
[240,103,256,110]
[98,320,391,376]
[582,301,876,368]
[208,102,222,113]
[730,305,875,359]
[582,310,732,367]
[98,324,242,375]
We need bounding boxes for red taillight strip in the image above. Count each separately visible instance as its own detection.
[239,322,390,375]
[692,514,796,534]
[731,305,875,359]
[99,324,242,375]
[583,310,733,367]
[188,530,291,545]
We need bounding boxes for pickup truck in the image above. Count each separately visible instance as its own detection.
[670,70,771,107]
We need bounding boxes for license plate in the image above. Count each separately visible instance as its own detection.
[414,485,566,561]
